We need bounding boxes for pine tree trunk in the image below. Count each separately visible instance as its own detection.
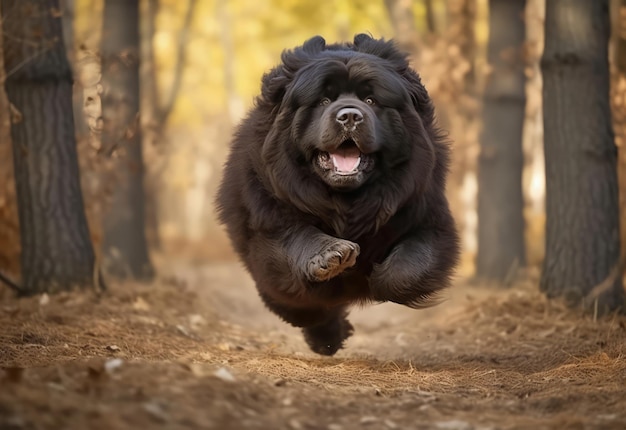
[1,0,97,294]
[541,0,624,312]
[100,0,153,280]
[476,0,527,282]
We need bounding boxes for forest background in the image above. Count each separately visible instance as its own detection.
[0,0,625,304]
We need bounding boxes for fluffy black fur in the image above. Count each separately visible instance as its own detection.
[216,34,460,355]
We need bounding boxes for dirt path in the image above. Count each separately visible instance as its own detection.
[1,261,625,430]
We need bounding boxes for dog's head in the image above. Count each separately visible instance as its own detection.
[259,34,438,193]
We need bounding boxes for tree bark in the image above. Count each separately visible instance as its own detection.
[476,0,527,282]
[541,0,624,312]
[100,0,153,280]
[141,0,163,251]
[1,0,98,294]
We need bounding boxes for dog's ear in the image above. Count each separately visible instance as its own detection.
[353,35,433,123]
[260,36,326,106]
[260,66,289,106]
[353,33,373,46]
[404,69,435,125]
[302,35,326,54]
[353,34,408,65]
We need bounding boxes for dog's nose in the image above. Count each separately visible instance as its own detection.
[336,108,364,128]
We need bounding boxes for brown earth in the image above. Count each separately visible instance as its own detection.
[1,258,625,430]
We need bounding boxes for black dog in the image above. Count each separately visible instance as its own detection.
[216,34,460,355]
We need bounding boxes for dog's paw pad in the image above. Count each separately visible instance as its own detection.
[307,240,359,282]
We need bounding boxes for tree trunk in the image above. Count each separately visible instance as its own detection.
[383,0,420,54]
[541,0,624,312]
[424,0,437,35]
[476,0,527,282]
[59,0,89,137]
[141,0,163,251]
[616,0,626,73]
[1,0,98,294]
[100,0,153,280]
[444,0,478,266]
[0,16,21,279]
[612,0,626,280]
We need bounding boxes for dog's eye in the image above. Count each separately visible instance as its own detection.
[320,98,331,106]
[365,97,375,105]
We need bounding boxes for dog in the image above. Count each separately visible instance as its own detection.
[216,34,460,355]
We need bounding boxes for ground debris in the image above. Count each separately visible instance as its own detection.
[104,358,124,373]
[359,416,378,425]
[143,401,169,423]
[0,266,625,430]
[214,367,236,382]
[435,420,473,430]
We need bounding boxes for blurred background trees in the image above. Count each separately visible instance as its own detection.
[0,0,624,311]
[476,0,527,284]
[100,0,154,280]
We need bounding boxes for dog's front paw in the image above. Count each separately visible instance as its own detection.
[307,240,360,282]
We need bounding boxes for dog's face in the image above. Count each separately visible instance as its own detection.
[286,53,415,190]
[260,35,434,193]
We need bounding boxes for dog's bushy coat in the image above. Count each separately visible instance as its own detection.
[217,34,460,355]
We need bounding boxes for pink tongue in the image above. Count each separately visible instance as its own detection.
[330,147,361,172]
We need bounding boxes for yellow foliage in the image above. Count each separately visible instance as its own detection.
[72,0,399,126]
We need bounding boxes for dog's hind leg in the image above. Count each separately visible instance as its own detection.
[301,308,354,356]
[260,296,353,356]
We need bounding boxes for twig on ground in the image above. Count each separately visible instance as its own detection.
[0,270,22,294]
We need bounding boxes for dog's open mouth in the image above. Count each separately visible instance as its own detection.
[317,140,363,175]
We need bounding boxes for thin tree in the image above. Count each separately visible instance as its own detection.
[476,0,527,283]
[142,0,196,249]
[100,0,153,280]
[1,0,99,294]
[424,0,437,35]
[144,0,195,138]
[612,0,626,278]
[383,0,420,54]
[541,0,624,312]
[59,0,89,136]
[445,0,477,261]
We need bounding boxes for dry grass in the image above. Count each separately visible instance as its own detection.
[1,263,625,430]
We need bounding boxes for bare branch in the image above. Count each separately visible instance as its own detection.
[0,270,22,294]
